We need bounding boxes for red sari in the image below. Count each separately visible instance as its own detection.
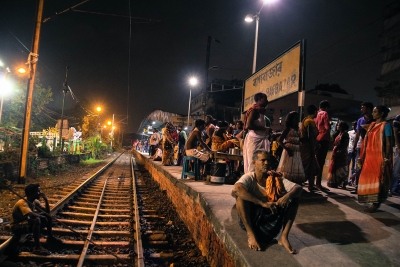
[358,122,392,203]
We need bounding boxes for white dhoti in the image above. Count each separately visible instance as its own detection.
[186,149,210,162]
[243,130,270,173]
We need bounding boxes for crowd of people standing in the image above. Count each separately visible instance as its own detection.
[138,92,399,215]
[131,91,400,254]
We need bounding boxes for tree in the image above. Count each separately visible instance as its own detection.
[66,98,92,129]
[81,115,101,139]
[1,74,53,130]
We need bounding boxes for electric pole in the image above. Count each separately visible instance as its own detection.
[18,0,44,184]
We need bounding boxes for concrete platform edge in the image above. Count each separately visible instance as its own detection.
[133,151,249,267]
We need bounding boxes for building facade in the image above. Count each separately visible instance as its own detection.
[375,1,400,118]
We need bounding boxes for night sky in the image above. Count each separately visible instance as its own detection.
[0,0,396,133]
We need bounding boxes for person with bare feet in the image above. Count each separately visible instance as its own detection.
[185,119,213,162]
[357,105,392,213]
[231,150,302,253]
[10,184,63,255]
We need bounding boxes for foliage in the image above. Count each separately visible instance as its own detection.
[1,74,53,131]
[80,158,104,165]
[82,115,101,139]
[68,98,96,130]
[42,127,58,136]
[0,148,20,185]
[84,136,107,159]
[37,138,52,158]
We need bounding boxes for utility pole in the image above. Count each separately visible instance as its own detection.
[110,114,115,149]
[18,0,44,184]
[59,67,70,153]
[203,36,220,119]
[203,36,211,119]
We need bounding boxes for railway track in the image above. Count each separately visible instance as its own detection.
[0,152,144,267]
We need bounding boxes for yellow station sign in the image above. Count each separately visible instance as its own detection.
[243,42,302,111]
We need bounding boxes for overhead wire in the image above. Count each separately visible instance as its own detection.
[42,0,91,23]
[2,28,63,82]
[72,9,159,22]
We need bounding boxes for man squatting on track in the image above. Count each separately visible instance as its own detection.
[232,150,302,253]
[10,183,62,255]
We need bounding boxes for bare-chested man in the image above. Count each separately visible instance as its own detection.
[185,119,212,162]
[243,92,270,173]
[232,150,302,254]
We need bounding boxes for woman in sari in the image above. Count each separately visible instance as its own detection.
[299,105,321,191]
[211,121,235,152]
[277,111,306,184]
[327,121,350,189]
[161,122,178,166]
[358,105,392,213]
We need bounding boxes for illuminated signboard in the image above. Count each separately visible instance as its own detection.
[243,41,304,111]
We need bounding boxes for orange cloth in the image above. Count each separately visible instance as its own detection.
[358,122,392,203]
[263,175,287,202]
[211,135,234,152]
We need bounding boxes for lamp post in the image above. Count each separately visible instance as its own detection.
[94,106,102,141]
[245,0,278,74]
[187,77,198,129]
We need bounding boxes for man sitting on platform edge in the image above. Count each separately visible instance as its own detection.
[231,150,302,254]
[185,119,212,162]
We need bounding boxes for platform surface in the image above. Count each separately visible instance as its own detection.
[137,152,400,267]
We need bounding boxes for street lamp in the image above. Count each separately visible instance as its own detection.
[0,78,12,123]
[0,65,25,123]
[96,106,102,112]
[245,0,278,74]
[187,77,198,128]
[17,68,26,74]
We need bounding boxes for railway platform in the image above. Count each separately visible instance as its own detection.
[133,151,400,267]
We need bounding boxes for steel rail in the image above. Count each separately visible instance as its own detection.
[131,155,144,267]
[0,152,123,258]
[50,152,124,216]
[77,178,108,266]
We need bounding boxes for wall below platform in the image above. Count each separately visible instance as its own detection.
[134,151,241,267]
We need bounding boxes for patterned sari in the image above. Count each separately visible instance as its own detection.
[358,122,392,203]
[161,123,177,165]
[277,128,306,184]
[327,132,349,187]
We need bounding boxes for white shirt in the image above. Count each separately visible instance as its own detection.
[348,130,356,152]
[149,132,161,146]
[232,172,296,200]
